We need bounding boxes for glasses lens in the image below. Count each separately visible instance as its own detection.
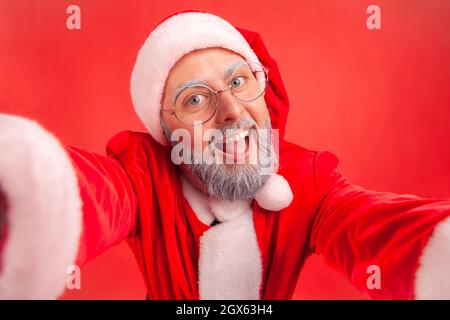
[174,86,217,125]
[230,62,267,102]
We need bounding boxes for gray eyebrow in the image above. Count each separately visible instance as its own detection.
[224,60,246,79]
[173,79,208,103]
[171,60,246,104]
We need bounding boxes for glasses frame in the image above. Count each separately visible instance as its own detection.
[161,61,269,126]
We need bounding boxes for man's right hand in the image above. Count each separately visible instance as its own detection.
[0,113,85,298]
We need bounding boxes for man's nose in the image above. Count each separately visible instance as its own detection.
[214,91,244,124]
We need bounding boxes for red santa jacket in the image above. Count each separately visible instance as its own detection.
[66,128,450,300]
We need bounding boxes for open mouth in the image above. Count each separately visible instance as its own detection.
[212,126,257,163]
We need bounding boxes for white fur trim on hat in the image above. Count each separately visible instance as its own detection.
[130,12,261,145]
[0,114,82,299]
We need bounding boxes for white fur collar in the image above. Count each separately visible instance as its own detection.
[180,175,262,299]
[180,175,215,225]
[198,208,262,299]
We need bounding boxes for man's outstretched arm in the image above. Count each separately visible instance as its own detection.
[0,114,137,299]
[309,150,450,299]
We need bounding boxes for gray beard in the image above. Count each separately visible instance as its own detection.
[161,117,276,201]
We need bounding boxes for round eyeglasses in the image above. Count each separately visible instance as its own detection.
[161,61,268,126]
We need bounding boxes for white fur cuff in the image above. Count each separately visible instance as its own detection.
[415,215,450,299]
[0,114,82,299]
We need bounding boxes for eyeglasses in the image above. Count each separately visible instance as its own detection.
[161,61,268,126]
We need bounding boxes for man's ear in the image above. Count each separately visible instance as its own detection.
[160,91,167,109]
[159,114,173,145]
[160,75,171,110]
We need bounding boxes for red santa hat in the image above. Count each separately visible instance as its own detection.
[130,11,293,211]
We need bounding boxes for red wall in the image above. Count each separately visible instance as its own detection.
[0,0,449,299]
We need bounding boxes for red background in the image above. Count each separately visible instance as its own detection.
[0,0,449,299]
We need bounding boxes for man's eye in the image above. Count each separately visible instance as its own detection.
[230,76,245,88]
[186,94,205,106]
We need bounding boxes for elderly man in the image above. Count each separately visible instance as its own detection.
[0,11,449,300]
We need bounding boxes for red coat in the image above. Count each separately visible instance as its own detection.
[64,28,450,300]
[67,131,450,300]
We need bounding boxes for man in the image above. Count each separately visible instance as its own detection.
[0,11,449,300]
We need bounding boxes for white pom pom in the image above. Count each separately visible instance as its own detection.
[255,174,293,211]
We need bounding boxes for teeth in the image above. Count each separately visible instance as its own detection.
[225,130,249,144]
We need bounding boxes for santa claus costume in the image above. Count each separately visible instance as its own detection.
[1,11,450,300]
